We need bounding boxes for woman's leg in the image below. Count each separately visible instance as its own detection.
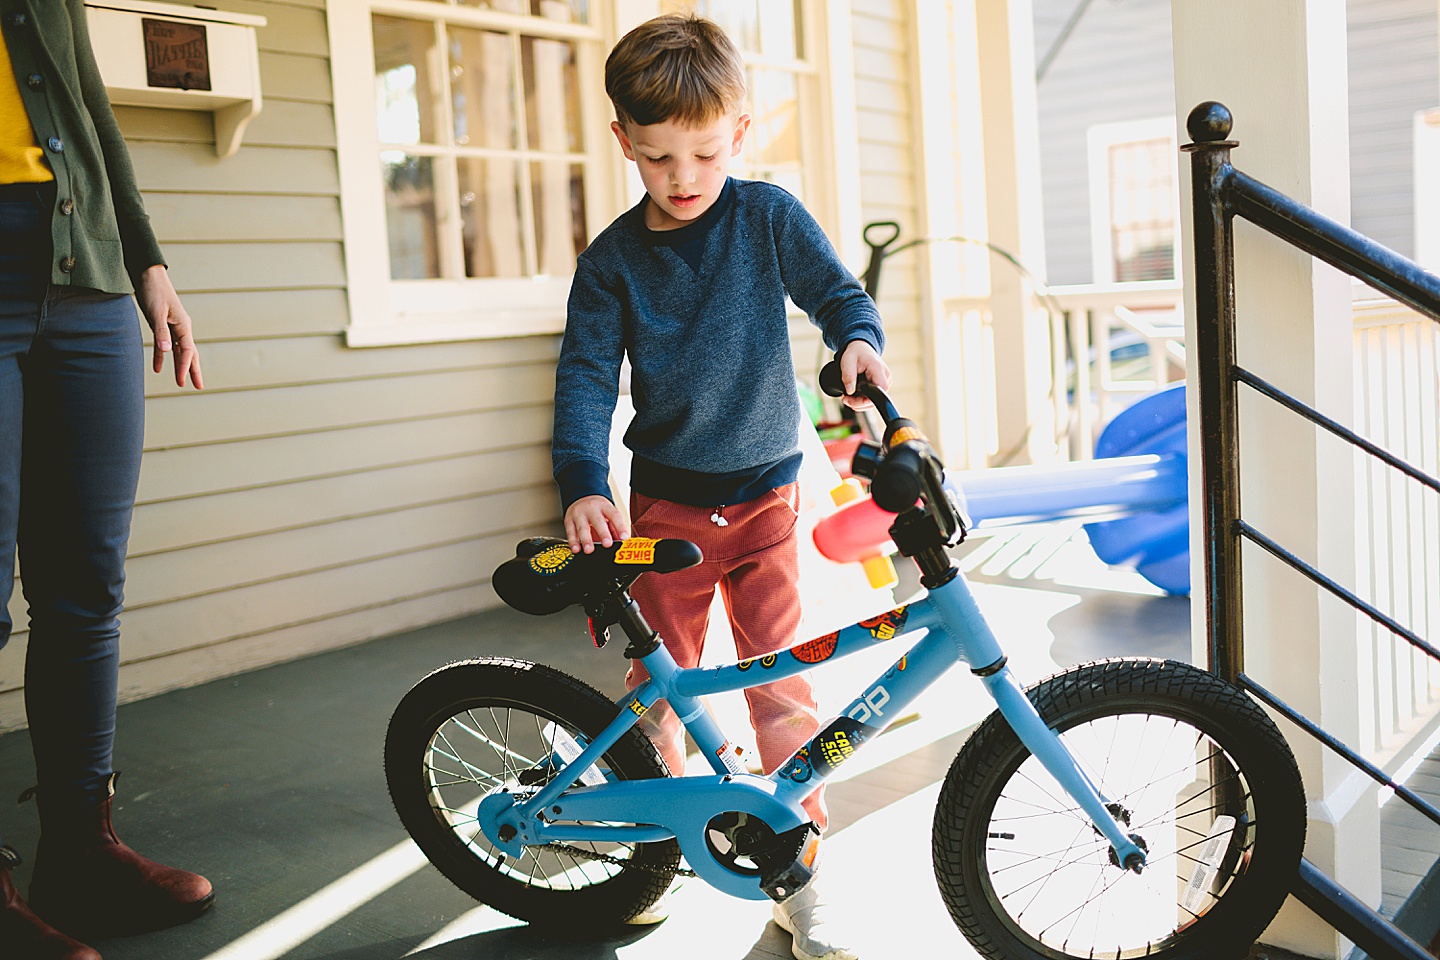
[18,288,143,810]
[0,291,36,853]
[18,288,214,936]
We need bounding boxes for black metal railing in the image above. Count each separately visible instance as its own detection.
[1185,101,1440,960]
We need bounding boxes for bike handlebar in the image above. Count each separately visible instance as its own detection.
[817,360,966,544]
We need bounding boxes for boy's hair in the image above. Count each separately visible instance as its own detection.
[605,14,746,128]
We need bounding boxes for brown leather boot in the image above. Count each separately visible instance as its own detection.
[1,846,102,960]
[27,774,214,938]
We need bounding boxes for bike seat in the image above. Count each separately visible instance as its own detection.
[492,536,703,616]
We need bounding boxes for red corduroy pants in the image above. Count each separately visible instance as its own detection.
[625,482,827,831]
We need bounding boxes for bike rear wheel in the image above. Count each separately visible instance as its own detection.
[933,658,1305,960]
[385,657,679,925]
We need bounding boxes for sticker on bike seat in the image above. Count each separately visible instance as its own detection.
[528,544,573,575]
[614,538,659,564]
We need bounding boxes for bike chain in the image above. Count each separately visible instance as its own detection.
[544,841,698,878]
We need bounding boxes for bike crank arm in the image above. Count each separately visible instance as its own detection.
[980,665,1149,872]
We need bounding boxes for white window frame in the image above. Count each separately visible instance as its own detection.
[331,0,617,346]
[1086,117,1182,284]
[332,0,857,346]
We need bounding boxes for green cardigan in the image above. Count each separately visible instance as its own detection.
[1,0,165,294]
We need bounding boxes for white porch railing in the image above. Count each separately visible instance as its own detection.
[1044,280,1186,460]
[939,279,1187,469]
[1351,294,1440,776]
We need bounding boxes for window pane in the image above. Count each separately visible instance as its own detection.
[1109,139,1174,282]
[458,157,526,278]
[749,68,799,166]
[373,17,443,145]
[450,27,516,149]
[383,154,441,279]
[532,161,586,276]
[457,0,589,18]
[522,36,582,153]
[531,0,587,20]
[456,0,526,11]
[664,0,758,52]
[758,1,801,59]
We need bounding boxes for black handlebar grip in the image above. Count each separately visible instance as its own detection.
[871,444,923,513]
[818,361,846,398]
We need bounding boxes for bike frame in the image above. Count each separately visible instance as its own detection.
[476,567,1147,900]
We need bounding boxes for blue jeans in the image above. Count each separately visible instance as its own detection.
[0,185,144,845]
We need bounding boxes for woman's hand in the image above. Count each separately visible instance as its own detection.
[135,264,203,390]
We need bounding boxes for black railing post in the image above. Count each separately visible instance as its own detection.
[1182,101,1245,685]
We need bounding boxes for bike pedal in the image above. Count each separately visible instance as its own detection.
[753,823,823,902]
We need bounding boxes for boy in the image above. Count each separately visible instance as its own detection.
[551,14,889,960]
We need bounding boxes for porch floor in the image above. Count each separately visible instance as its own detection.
[0,522,1261,960]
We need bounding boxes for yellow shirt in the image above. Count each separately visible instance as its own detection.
[0,35,53,183]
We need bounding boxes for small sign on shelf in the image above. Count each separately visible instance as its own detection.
[142,18,211,91]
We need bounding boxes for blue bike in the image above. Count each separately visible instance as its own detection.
[385,364,1306,960]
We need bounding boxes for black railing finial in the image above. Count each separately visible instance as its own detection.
[1187,101,1233,143]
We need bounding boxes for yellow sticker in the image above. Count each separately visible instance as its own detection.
[614,537,659,564]
[528,544,572,576]
[889,426,926,447]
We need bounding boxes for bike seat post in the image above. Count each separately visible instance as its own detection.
[614,591,662,659]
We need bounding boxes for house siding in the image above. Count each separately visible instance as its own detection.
[848,0,926,423]
[1033,0,1175,286]
[0,0,562,729]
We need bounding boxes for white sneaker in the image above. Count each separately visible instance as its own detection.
[771,875,858,960]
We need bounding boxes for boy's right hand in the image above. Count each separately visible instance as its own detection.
[565,495,631,554]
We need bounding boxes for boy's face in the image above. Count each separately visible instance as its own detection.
[611,112,750,231]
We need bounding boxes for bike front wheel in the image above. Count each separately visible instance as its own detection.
[933,658,1305,960]
[385,657,679,926]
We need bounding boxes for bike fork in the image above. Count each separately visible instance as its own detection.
[981,665,1148,872]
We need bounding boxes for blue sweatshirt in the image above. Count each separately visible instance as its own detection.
[552,178,884,510]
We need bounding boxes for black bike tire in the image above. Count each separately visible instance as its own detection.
[385,656,680,925]
[932,658,1306,960]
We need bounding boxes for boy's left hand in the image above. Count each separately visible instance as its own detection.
[839,340,891,409]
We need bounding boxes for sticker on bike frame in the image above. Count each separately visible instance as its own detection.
[528,544,573,575]
[780,744,814,783]
[614,538,659,564]
[847,684,891,725]
[627,699,648,717]
[737,653,779,671]
[889,426,926,446]
[858,606,910,640]
[805,717,881,779]
[716,741,745,775]
[792,631,840,664]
